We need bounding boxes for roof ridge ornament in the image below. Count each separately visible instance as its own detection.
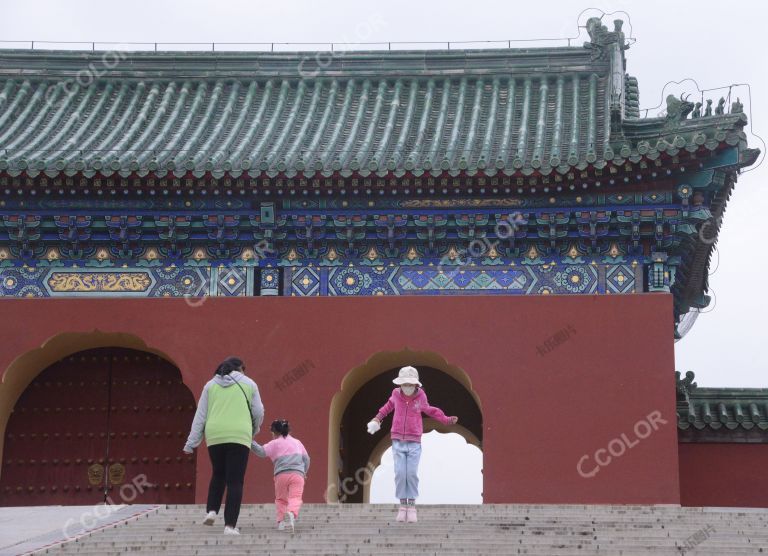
[585,17,631,137]
[584,17,629,60]
[676,370,698,404]
[665,94,695,124]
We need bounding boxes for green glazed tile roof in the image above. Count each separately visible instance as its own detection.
[0,24,754,180]
[678,388,768,432]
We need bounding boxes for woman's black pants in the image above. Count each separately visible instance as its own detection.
[206,443,250,527]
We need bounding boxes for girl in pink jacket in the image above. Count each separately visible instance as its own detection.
[367,366,458,523]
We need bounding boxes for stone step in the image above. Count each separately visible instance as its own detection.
[48,552,768,556]
[58,525,766,537]
[164,504,766,514]
[85,523,767,533]
[51,548,768,556]
[52,541,765,550]
[128,515,768,524]
[38,504,768,555]
[51,530,765,540]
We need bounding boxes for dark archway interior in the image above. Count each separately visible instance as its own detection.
[338,366,482,503]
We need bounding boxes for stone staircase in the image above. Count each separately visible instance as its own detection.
[40,504,768,555]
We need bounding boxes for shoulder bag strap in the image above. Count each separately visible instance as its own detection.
[230,375,254,433]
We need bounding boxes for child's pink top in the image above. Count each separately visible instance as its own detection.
[376,387,452,443]
[251,434,310,477]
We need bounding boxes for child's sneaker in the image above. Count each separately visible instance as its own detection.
[406,507,418,523]
[223,526,240,535]
[396,506,408,522]
[203,511,216,526]
[285,511,295,533]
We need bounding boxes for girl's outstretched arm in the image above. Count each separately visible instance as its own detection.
[421,391,457,425]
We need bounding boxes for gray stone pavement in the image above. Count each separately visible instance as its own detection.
[0,505,159,555]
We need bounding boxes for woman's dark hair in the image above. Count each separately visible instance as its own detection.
[214,356,244,376]
[270,419,290,438]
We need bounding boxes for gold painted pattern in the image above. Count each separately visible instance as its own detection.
[401,198,521,208]
[48,272,152,292]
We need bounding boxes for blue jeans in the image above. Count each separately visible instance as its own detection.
[392,440,421,500]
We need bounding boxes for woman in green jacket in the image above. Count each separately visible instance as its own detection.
[184,356,264,534]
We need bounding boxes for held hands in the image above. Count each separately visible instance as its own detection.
[366,419,381,435]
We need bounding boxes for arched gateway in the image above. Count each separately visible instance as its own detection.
[327,350,482,503]
[1,347,196,505]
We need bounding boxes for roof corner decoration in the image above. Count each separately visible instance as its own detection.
[676,370,698,410]
[665,94,695,124]
[584,17,631,140]
[584,17,630,58]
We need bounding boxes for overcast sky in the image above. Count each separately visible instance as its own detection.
[1,0,765,503]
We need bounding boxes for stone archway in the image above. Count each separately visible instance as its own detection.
[0,330,184,464]
[0,332,197,506]
[327,350,482,503]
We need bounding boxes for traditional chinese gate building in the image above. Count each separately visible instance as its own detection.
[0,18,765,507]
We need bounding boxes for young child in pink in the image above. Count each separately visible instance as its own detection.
[251,419,309,532]
[367,366,458,523]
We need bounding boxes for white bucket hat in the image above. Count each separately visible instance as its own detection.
[393,366,422,387]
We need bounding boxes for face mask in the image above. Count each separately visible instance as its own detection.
[401,385,416,396]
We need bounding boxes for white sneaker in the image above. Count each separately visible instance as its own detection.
[223,526,240,535]
[203,511,216,526]
[396,506,408,522]
[277,520,285,531]
[285,511,295,533]
[406,506,418,523]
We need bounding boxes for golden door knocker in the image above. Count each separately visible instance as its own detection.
[87,463,104,486]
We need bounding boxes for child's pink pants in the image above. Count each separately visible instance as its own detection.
[274,472,305,523]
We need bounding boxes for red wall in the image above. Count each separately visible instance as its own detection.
[679,443,768,507]
[0,294,680,505]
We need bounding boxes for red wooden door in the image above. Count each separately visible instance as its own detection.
[0,348,196,506]
[107,351,197,503]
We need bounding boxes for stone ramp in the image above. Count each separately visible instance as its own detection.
[0,505,159,556]
[34,504,768,555]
